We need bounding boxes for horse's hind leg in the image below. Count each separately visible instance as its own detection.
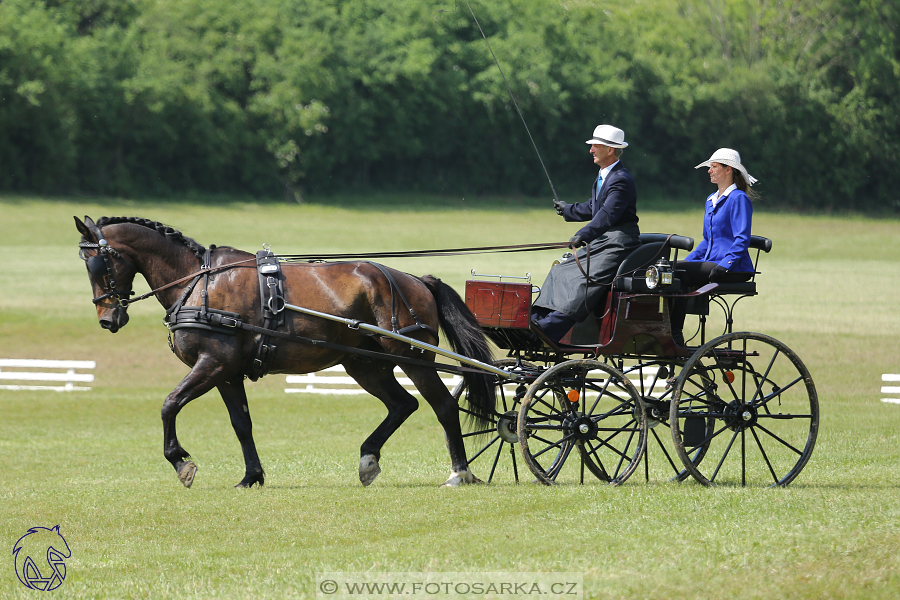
[343,359,419,486]
[218,379,265,488]
[401,365,480,487]
[161,357,224,488]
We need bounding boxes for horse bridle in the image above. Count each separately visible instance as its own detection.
[78,238,136,307]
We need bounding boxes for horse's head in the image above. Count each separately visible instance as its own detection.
[75,216,137,333]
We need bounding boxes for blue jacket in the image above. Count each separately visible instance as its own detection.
[562,162,638,242]
[684,188,754,272]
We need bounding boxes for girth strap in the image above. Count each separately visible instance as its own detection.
[167,307,241,334]
[164,248,214,352]
[247,248,286,381]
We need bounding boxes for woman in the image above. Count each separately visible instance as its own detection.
[671,148,758,346]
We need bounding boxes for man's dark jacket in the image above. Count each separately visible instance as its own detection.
[562,162,638,240]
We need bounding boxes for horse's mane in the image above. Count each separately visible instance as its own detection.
[96,217,206,260]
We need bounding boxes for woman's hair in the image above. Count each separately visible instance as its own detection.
[731,169,760,201]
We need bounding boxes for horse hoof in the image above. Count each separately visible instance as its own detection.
[234,472,265,488]
[441,470,481,487]
[177,461,197,488]
[234,480,262,489]
[359,454,381,486]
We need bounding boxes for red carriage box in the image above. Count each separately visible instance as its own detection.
[465,280,532,329]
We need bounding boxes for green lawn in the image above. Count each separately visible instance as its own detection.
[1,195,899,599]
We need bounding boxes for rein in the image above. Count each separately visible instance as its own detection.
[569,233,676,314]
[112,242,571,306]
[129,257,258,304]
[277,241,570,262]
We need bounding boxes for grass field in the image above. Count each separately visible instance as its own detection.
[1,194,899,599]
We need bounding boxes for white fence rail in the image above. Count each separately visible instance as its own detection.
[286,366,461,396]
[882,374,900,405]
[0,359,96,392]
[286,365,672,397]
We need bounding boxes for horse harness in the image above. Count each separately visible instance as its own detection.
[163,249,439,381]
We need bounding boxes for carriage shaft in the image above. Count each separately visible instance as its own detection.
[282,302,518,380]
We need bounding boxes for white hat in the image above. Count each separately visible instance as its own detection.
[585,124,628,148]
[695,148,758,186]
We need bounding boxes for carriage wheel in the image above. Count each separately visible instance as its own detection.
[670,332,819,486]
[453,359,538,484]
[517,359,647,485]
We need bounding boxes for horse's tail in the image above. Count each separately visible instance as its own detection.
[419,275,495,429]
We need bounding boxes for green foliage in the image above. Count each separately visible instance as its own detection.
[0,0,897,209]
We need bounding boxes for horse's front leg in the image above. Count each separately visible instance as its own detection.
[161,356,224,488]
[343,359,420,486]
[218,379,265,488]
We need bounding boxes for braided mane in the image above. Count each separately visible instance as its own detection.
[96,217,206,259]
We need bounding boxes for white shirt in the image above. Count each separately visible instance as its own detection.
[597,160,620,188]
[710,183,737,208]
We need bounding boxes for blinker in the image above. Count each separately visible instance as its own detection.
[87,255,108,278]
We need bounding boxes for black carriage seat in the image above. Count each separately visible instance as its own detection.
[701,235,773,295]
[613,233,694,292]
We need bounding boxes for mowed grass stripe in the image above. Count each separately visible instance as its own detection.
[1,195,899,599]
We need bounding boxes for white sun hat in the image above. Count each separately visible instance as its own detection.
[695,148,758,186]
[585,124,628,148]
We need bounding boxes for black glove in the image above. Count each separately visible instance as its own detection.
[552,199,567,216]
[709,265,728,282]
[568,235,586,248]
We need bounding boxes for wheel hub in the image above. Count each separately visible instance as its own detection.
[496,410,519,443]
[638,396,667,429]
[564,413,596,441]
[723,400,757,430]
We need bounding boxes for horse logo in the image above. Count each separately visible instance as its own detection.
[12,525,71,591]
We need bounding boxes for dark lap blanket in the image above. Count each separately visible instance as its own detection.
[533,223,640,322]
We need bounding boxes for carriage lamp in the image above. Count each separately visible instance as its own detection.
[552,252,574,267]
[645,258,674,290]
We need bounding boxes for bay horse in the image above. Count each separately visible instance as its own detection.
[75,216,495,488]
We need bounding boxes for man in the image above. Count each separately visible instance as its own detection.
[531,124,640,342]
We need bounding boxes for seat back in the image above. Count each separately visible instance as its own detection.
[746,235,772,282]
[750,235,772,253]
[615,233,695,279]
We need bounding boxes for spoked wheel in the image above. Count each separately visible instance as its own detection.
[453,359,538,483]
[517,359,647,485]
[616,359,696,482]
[670,332,819,486]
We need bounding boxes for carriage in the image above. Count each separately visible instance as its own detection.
[76,217,817,489]
[456,232,819,487]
